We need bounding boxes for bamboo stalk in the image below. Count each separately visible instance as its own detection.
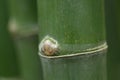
[37,0,107,80]
[8,0,43,80]
[14,36,42,80]
[0,0,20,79]
[105,0,120,80]
[8,0,38,36]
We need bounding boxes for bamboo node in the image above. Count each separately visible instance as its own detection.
[39,36,59,56]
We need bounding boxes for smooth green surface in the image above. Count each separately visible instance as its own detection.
[38,0,106,55]
[105,0,120,80]
[8,0,38,36]
[41,49,107,80]
[14,36,43,80]
[0,0,20,78]
[38,0,107,80]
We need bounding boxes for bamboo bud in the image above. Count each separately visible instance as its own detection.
[39,36,59,56]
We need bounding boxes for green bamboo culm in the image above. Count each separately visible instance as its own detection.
[8,0,38,36]
[105,0,120,80]
[8,0,43,80]
[13,36,42,80]
[37,0,107,80]
[0,0,20,80]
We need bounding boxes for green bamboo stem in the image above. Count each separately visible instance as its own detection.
[37,0,107,80]
[38,0,106,56]
[8,0,38,36]
[8,0,43,80]
[0,0,20,79]
[105,0,120,80]
[14,36,42,80]
[40,48,107,80]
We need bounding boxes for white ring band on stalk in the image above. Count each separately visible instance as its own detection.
[39,42,107,59]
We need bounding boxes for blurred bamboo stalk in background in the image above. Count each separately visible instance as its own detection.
[8,0,43,80]
[105,0,120,80]
[37,0,107,80]
[0,0,20,80]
